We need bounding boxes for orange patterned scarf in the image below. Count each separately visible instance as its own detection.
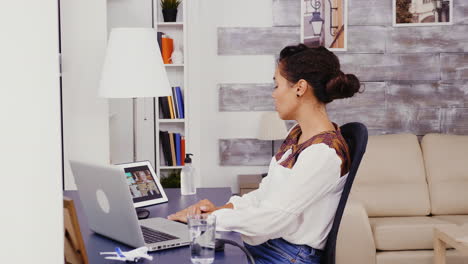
[274,123,350,176]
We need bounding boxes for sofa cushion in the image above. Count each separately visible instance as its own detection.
[377,250,468,264]
[351,134,431,217]
[433,215,468,226]
[369,216,454,250]
[421,134,468,215]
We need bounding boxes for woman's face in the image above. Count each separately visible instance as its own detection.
[272,66,298,120]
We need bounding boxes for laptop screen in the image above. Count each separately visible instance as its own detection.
[123,165,163,203]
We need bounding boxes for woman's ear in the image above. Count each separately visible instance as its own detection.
[295,79,308,97]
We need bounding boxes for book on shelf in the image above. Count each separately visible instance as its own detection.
[159,97,170,119]
[159,131,172,166]
[171,87,180,119]
[157,31,164,54]
[170,91,178,119]
[169,132,176,166]
[175,133,181,166]
[167,96,175,119]
[181,136,185,166]
[175,86,184,118]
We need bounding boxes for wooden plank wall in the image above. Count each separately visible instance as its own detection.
[218,0,468,166]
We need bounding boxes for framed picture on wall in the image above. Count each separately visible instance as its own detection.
[393,0,453,27]
[300,0,348,51]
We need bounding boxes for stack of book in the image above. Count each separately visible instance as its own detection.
[159,131,185,166]
[159,86,184,119]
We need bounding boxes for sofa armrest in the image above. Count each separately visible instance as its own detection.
[336,200,376,264]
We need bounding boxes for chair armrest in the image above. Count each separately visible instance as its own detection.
[336,200,376,264]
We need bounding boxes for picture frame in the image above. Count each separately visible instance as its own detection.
[300,0,348,51]
[64,197,88,264]
[115,161,169,208]
[393,0,453,27]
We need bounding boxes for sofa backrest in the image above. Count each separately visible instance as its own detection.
[350,134,431,217]
[421,134,468,215]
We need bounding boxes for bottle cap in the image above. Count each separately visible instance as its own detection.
[184,153,193,163]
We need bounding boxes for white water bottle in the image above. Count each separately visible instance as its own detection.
[181,153,196,195]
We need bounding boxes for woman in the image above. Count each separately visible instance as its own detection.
[168,44,360,264]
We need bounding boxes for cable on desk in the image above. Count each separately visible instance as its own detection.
[216,238,256,264]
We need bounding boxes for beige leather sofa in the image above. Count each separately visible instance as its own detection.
[336,134,468,264]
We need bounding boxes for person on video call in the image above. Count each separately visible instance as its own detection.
[137,171,159,196]
[168,44,360,264]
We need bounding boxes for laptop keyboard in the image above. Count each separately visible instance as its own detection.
[141,226,179,244]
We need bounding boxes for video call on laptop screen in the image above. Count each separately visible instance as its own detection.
[123,165,163,203]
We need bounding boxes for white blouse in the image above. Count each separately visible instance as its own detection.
[212,143,348,250]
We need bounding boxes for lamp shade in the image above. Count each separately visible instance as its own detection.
[98,28,172,98]
[258,112,288,140]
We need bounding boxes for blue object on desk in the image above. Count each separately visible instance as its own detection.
[64,188,248,264]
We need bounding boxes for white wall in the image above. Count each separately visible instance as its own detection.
[105,0,277,192]
[190,0,277,192]
[0,1,62,263]
[61,0,110,189]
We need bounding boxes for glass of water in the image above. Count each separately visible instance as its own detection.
[187,214,216,264]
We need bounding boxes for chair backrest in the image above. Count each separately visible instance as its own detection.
[323,122,368,264]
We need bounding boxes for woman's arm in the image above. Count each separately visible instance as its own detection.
[211,144,343,236]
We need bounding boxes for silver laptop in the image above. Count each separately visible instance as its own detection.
[69,160,190,251]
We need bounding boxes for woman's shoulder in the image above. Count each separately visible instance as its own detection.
[302,131,350,176]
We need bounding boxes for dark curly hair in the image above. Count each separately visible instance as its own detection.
[278,44,360,104]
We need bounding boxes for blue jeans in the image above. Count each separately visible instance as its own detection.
[244,238,323,264]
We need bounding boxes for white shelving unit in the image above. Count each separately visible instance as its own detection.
[153,0,188,179]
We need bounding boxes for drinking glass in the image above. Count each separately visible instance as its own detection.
[187,214,216,264]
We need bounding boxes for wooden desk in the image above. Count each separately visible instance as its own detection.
[434,225,468,264]
[64,188,247,263]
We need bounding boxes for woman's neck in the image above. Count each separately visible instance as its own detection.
[295,103,334,145]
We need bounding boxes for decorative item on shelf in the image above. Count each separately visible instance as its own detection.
[98,28,172,162]
[257,112,288,177]
[161,34,174,64]
[171,45,183,64]
[161,0,182,22]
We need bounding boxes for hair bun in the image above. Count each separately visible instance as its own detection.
[325,72,360,101]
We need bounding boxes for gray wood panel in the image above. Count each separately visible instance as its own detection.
[441,108,468,134]
[441,53,468,80]
[327,82,386,110]
[387,25,468,53]
[219,139,275,166]
[338,53,441,81]
[272,0,300,27]
[220,82,385,112]
[348,0,392,26]
[217,27,300,55]
[219,83,274,111]
[454,0,468,24]
[346,26,387,53]
[329,107,440,135]
[386,81,468,108]
[384,107,441,135]
[328,108,389,135]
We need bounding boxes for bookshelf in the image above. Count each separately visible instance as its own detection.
[153,0,188,180]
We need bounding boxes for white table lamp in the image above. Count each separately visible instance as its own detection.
[99,28,172,162]
[258,112,288,157]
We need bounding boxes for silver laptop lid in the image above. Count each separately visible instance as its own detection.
[69,160,145,248]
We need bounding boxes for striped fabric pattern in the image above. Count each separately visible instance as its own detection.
[274,123,351,176]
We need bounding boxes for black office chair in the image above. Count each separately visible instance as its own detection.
[322,122,368,264]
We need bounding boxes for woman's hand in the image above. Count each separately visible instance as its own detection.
[167,199,217,223]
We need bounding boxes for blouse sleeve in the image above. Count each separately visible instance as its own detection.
[211,143,342,237]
